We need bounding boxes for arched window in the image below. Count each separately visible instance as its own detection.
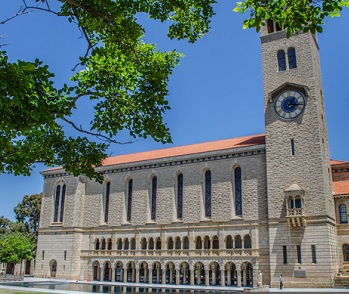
[168,237,174,250]
[204,170,212,218]
[117,238,122,250]
[175,237,181,250]
[290,197,302,209]
[101,238,106,250]
[235,235,242,249]
[53,183,66,223]
[141,238,147,250]
[234,167,242,216]
[103,182,110,223]
[177,173,183,220]
[151,177,157,221]
[288,47,297,69]
[277,50,286,72]
[126,179,133,222]
[95,239,100,250]
[226,235,233,249]
[183,236,189,250]
[244,235,252,249]
[267,19,274,34]
[156,238,161,250]
[204,236,210,249]
[212,235,219,249]
[130,238,136,250]
[107,238,112,250]
[267,20,282,34]
[149,238,155,250]
[343,244,349,262]
[124,238,129,250]
[196,236,202,250]
[339,204,348,224]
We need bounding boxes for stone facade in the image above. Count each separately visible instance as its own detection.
[34,26,349,289]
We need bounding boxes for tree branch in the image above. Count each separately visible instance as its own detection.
[61,117,137,145]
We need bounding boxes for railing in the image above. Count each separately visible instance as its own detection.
[287,208,304,216]
[81,248,256,258]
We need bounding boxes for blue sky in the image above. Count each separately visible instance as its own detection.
[1,1,349,220]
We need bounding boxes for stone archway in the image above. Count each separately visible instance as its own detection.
[92,261,100,281]
[50,259,57,278]
[152,261,162,283]
[209,261,220,286]
[225,262,237,286]
[139,261,148,283]
[166,262,175,284]
[115,261,123,282]
[180,262,190,284]
[194,262,204,285]
[103,261,111,281]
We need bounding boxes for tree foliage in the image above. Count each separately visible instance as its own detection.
[0,232,35,265]
[1,0,348,182]
[14,193,42,240]
[234,0,349,36]
[1,0,216,182]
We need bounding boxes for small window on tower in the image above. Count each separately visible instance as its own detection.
[267,19,274,33]
[291,139,295,155]
[288,47,297,69]
[277,50,286,71]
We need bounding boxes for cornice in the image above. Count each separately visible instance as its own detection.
[43,145,266,179]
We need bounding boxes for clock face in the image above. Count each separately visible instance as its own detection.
[274,90,306,120]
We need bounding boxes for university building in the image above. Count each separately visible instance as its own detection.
[34,23,349,288]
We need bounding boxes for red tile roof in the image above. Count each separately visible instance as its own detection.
[331,159,349,165]
[333,181,349,196]
[102,134,265,167]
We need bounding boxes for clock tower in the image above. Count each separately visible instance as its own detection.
[261,23,338,287]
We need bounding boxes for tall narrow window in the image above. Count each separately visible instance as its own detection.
[339,204,348,224]
[283,246,287,264]
[311,245,317,264]
[104,182,110,223]
[177,173,183,219]
[127,179,133,222]
[297,245,302,264]
[151,177,157,221]
[277,50,286,71]
[291,139,295,155]
[204,170,211,218]
[53,183,66,223]
[343,244,349,261]
[288,47,297,69]
[267,19,274,34]
[235,167,242,216]
[64,251,67,261]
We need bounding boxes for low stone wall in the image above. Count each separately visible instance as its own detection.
[0,274,23,282]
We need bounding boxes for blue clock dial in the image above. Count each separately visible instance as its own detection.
[274,90,306,120]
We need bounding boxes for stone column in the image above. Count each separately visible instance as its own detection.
[183,269,187,284]
[169,269,173,284]
[132,268,136,283]
[221,270,225,287]
[227,269,231,286]
[112,267,115,282]
[100,268,104,282]
[132,268,139,283]
[236,266,241,287]
[212,269,216,285]
[243,268,247,286]
[175,269,180,285]
[205,269,209,286]
[190,268,195,286]
[143,269,147,283]
[156,268,160,283]
[123,268,127,282]
[197,268,201,285]
[149,268,153,284]
[162,269,166,284]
